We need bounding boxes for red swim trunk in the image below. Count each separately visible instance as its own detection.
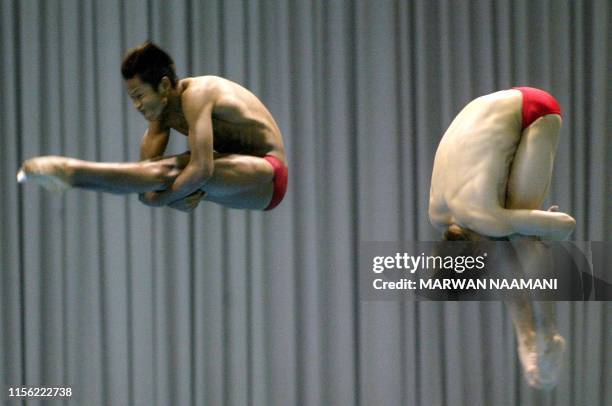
[513,87,562,130]
[263,155,288,211]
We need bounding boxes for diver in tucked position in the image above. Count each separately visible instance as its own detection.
[429,87,574,389]
[17,42,288,212]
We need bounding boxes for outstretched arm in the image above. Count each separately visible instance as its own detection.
[504,205,576,240]
[456,205,575,241]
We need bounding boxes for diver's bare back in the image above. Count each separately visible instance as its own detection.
[429,89,523,231]
[172,76,285,161]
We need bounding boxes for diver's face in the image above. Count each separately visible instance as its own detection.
[125,76,166,121]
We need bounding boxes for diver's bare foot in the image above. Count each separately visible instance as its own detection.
[17,156,75,192]
[518,332,566,389]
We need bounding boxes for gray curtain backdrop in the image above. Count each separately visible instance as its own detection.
[1,0,610,405]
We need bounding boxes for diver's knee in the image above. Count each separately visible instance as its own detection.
[145,161,181,185]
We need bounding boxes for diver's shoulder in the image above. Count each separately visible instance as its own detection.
[180,76,224,91]
[180,76,227,105]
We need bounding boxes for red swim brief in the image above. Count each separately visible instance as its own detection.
[513,87,562,130]
[263,155,288,211]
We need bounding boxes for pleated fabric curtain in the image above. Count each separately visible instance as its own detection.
[1,1,610,405]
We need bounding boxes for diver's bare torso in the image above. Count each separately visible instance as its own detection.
[162,75,286,163]
[429,89,523,232]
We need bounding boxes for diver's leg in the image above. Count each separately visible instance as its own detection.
[18,153,190,194]
[200,153,278,210]
[448,113,574,241]
[503,115,567,389]
[505,295,566,389]
[503,235,566,389]
[19,152,285,211]
[499,114,575,240]
[505,114,561,209]
[450,223,567,389]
